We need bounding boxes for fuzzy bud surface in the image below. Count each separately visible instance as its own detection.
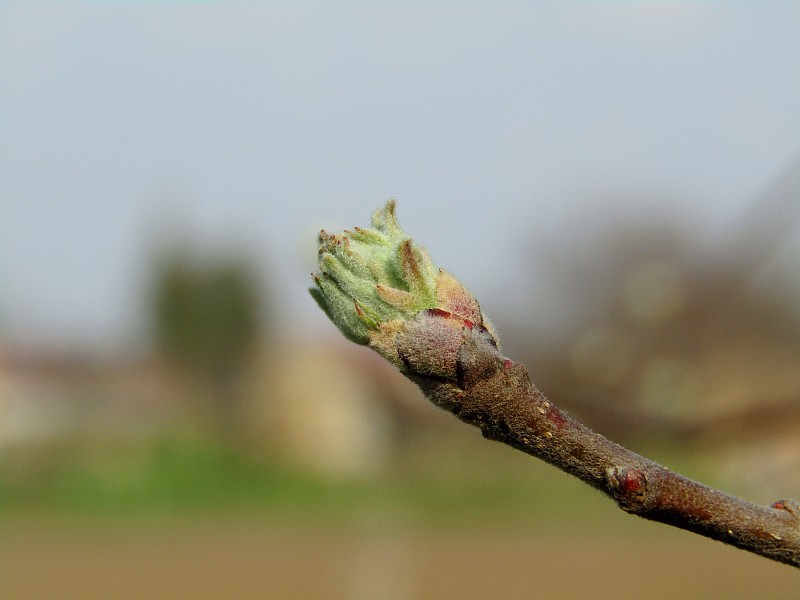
[310,201,498,373]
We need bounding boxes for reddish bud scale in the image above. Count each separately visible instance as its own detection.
[606,466,648,511]
[771,500,800,515]
[354,301,364,317]
[619,468,647,494]
[425,308,475,330]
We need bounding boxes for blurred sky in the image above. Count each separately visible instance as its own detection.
[2,2,800,350]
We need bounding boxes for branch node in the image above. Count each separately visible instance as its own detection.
[771,499,800,519]
[606,466,648,512]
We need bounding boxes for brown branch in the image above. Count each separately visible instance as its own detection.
[403,316,800,569]
[310,201,800,569]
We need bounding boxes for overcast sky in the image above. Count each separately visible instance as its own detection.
[3,2,799,350]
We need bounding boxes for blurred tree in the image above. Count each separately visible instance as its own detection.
[513,207,800,446]
[153,249,263,444]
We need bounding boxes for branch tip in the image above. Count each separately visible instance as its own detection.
[310,201,800,569]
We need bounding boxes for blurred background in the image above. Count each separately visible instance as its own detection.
[2,3,800,598]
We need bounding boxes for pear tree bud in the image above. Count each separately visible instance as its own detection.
[310,200,498,374]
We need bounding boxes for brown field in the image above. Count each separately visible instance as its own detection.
[3,515,797,600]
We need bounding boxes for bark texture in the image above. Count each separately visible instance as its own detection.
[399,309,800,568]
[311,202,800,569]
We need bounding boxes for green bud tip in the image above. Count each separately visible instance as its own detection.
[310,200,497,369]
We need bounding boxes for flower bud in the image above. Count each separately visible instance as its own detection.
[310,201,498,373]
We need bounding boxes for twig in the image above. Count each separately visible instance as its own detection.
[407,324,800,568]
[310,201,800,568]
